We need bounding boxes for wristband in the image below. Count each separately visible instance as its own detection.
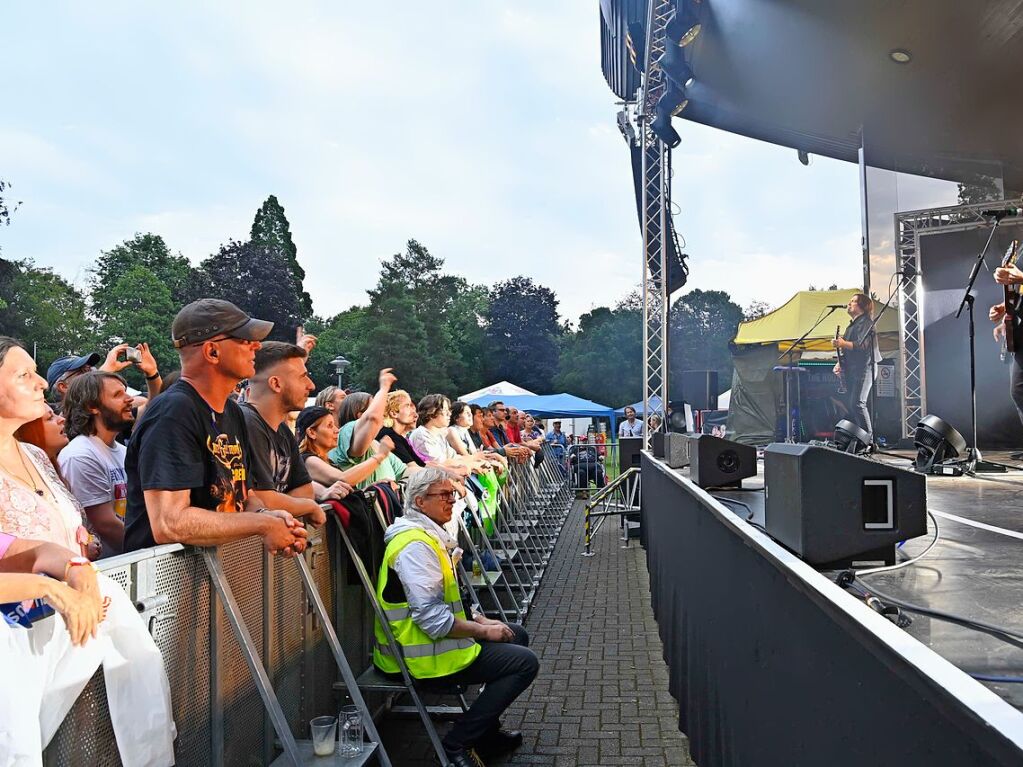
[146,371,161,381]
[64,556,97,581]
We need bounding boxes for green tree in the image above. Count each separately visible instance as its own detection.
[5,260,95,365]
[667,289,744,396]
[485,276,561,392]
[556,304,642,407]
[96,263,179,387]
[195,239,308,341]
[90,234,196,374]
[304,306,369,392]
[250,195,313,319]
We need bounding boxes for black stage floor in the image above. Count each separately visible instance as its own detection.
[705,450,1023,712]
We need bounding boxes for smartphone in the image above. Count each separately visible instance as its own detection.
[122,347,143,364]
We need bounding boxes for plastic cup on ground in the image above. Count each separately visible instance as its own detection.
[310,716,337,757]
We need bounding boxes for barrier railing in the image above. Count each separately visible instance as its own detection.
[42,449,574,766]
[582,467,641,557]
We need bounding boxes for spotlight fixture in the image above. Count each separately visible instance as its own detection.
[797,149,810,166]
[913,414,968,473]
[656,80,689,117]
[650,111,681,148]
[659,44,694,88]
[665,1,702,48]
[617,108,637,146]
[833,419,871,455]
[889,48,912,64]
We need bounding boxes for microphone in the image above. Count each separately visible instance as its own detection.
[981,206,1022,220]
[826,304,846,309]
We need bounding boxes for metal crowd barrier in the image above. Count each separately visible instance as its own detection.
[41,450,574,767]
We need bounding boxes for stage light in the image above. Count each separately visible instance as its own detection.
[665,1,702,48]
[659,44,694,88]
[656,80,689,117]
[889,48,912,64]
[833,419,871,454]
[650,111,681,148]
[913,414,968,473]
[797,149,810,166]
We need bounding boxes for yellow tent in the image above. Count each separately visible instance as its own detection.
[733,289,899,352]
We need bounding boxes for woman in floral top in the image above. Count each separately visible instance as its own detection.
[0,337,95,558]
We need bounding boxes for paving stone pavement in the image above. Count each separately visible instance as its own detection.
[376,499,696,766]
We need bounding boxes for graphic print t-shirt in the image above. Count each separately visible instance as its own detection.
[58,435,128,519]
[240,402,311,494]
[124,380,252,552]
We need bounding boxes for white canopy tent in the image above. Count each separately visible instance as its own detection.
[459,380,535,401]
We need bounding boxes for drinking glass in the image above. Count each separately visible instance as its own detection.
[339,705,363,756]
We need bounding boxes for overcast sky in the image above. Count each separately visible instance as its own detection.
[0,1,863,325]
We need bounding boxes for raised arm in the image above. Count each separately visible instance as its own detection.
[350,369,397,458]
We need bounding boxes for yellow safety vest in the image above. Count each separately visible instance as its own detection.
[373,528,481,678]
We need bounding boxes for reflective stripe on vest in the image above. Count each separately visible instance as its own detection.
[373,528,481,679]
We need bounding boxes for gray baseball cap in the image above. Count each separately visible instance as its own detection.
[172,298,274,348]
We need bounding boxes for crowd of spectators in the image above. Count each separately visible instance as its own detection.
[0,295,572,765]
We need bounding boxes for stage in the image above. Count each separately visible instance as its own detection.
[642,450,1023,767]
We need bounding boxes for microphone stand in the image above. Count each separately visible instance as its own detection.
[777,306,840,442]
[954,216,1007,473]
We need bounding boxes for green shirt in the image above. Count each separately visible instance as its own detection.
[328,421,408,489]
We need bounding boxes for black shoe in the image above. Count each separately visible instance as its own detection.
[475,728,523,757]
[444,747,486,767]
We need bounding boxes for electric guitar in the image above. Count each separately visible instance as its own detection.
[835,325,847,394]
[1001,239,1021,364]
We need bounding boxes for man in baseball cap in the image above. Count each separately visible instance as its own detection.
[47,352,102,392]
[172,298,275,348]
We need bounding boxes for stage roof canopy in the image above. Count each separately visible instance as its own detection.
[601,0,1023,191]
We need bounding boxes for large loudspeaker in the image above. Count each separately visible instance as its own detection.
[687,434,757,488]
[663,433,690,469]
[764,443,927,567]
[681,370,718,411]
[619,437,643,473]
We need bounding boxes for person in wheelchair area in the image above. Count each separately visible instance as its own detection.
[569,443,606,489]
[373,467,539,767]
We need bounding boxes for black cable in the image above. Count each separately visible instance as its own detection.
[839,574,1023,650]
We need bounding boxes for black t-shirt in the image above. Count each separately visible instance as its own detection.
[124,380,253,552]
[240,403,311,494]
[842,313,880,372]
[377,426,426,467]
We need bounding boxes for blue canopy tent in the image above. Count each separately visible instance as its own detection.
[614,395,663,417]
[465,392,618,433]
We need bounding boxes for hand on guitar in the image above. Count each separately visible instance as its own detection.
[995,265,1023,285]
[832,363,842,377]
[990,302,1006,323]
[995,323,1007,342]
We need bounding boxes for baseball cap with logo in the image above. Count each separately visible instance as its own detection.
[172,299,274,348]
[46,353,102,389]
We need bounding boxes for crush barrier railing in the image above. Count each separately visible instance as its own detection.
[41,447,573,767]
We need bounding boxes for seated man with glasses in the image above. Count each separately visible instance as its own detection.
[373,467,539,767]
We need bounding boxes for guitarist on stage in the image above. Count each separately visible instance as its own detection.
[832,293,881,442]
[989,257,1023,425]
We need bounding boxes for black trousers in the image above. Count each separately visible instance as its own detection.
[844,365,874,440]
[441,623,539,751]
[1011,351,1023,427]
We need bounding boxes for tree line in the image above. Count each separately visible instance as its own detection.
[0,190,751,405]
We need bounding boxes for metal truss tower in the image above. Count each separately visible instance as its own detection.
[640,0,675,448]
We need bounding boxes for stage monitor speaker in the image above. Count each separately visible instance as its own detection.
[764,443,927,568]
[687,434,757,488]
[652,432,666,458]
[619,437,643,473]
[663,433,690,469]
[681,370,718,411]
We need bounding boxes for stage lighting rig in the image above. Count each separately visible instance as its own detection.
[665,0,702,48]
[659,44,695,89]
[913,415,968,474]
[833,419,871,455]
[657,80,689,117]
[617,107,637,146]
[650,111,681,148]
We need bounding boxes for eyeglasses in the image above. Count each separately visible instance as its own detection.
[424,491,458,501]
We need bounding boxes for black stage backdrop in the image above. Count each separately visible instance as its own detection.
[919,224,1023,448]
[641,453,1023,767]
